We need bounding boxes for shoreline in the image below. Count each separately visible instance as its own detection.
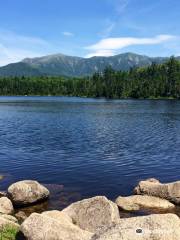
[0,178,180,239]
[0,95,179,100]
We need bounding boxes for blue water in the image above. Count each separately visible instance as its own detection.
[0,96,180,203]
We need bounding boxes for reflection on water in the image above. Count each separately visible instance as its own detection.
[0,97,180,217]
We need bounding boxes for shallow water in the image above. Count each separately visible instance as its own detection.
[0,96,180,214]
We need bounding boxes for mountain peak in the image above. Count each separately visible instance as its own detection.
[0,52,179,77]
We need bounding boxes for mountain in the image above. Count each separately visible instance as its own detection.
[0,62,43,77]
[0,52,178,77]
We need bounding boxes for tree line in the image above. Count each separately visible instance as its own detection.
[0,57,179,99]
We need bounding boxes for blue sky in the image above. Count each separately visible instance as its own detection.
[0,0,180,65]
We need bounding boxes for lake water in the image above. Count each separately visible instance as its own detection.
[0,96,180,212]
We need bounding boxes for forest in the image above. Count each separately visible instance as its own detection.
[0,57,179,99]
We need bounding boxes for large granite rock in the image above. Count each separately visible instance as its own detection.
[42,210,73,225]
[0,197,14,214]
[8,180,50,206]
[115,195,175,211]
[62,196,120,233]
[92,213,180,240]
[20,212,93,240]
[134,178,180,205]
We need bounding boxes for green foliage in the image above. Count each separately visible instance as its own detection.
[0,58,179,99]
[0,226,18,240]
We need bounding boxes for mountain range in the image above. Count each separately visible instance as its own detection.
[0,52,179,77]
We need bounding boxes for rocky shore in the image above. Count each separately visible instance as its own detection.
[0,178,180,239]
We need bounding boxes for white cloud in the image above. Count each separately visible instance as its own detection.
[62,31,74,37]
[85,35,176,57]
[0,30,50,66]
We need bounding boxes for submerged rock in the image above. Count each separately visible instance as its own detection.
[62,196,120,233]
[0,175,4,181]
[92,213,180,240]
[20,212,93,240]
[8,180,50,206]
[0,197,14,215]
[115,195,175,211]
[134,179,180,205]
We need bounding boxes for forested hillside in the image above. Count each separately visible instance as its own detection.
[0,57,179,99]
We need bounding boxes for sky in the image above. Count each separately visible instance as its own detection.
[0,0,180,66]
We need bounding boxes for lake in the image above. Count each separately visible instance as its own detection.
[0,96,180,211]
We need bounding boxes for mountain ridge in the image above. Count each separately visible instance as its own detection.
[0,52,179,77]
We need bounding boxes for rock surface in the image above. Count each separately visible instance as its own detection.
[0,197,14,214]
[8,180,50,206]
[92,213,180,240]
[21,212,93,240]
[134,179,180,205]
[0,213,18,223]
[0,215,19,230]
[62,196,120,233]
[115,195,175,211]
[42,210,73,225]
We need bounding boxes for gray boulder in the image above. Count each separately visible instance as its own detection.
[62,196,120,233]
[8,180,50,206]
[20,212,93,240]
[134,178,180,205]
[0,197,14,214]
[92,213,180,240]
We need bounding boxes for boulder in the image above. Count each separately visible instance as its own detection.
[20,212,93,240]
[42,210,73,225]
[115,195,175,211]
[134,179,180,205]
[62,196,120,233]
[8,180,50,206]
[92,213,180,240]
[0,197,14,214]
